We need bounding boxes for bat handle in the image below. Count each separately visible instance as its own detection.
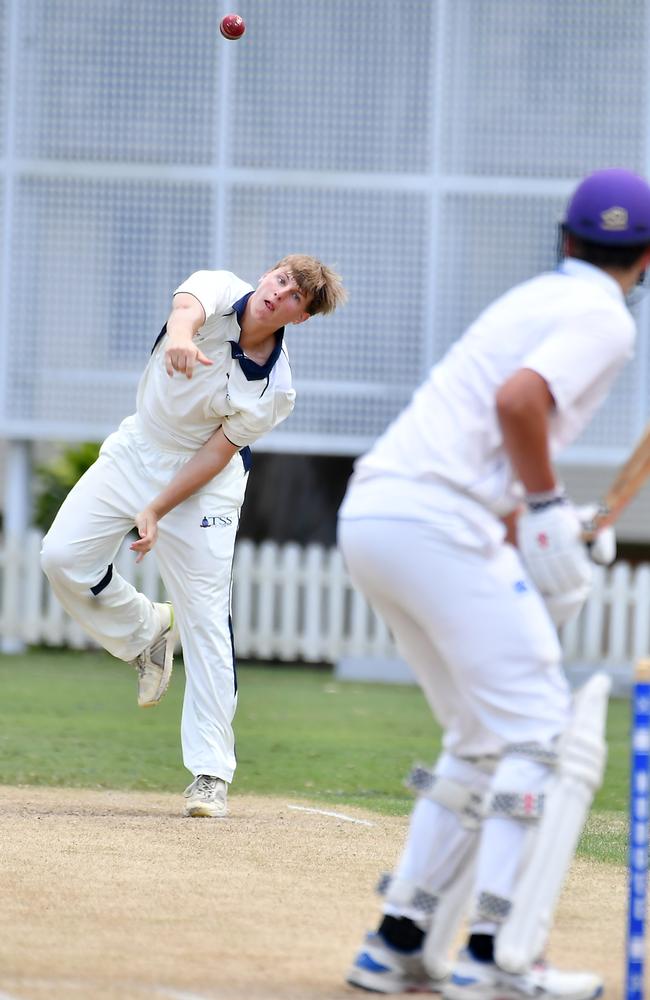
[581,504,611,542]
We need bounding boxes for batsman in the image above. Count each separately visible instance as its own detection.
[338,168,650,998]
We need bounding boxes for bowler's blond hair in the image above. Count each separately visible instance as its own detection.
[271,254,347,316]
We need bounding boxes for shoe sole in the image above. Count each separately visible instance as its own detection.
[138,622,179,708]
[346,975,389,993]
[347,971,443,994]
[443,983,602,1000]
[185,803,228,818]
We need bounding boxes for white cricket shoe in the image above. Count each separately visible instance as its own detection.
[443,952,603,1000]
[184,775,228,818]
[130,602,178,708]
[347,931,446,994]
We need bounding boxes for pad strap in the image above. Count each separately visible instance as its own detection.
[476,890,512,924]
[503,741,559,767]
[406,766,485,830]
[495,672,611,974]
[377,872,439,917]
[489,791,544,821]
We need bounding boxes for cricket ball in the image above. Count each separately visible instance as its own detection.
[220,13,246,40]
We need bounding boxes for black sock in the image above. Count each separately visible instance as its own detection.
[378,915,425,953]
[468,933,494,963]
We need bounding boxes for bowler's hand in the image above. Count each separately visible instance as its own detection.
[130,507,159,562]
[164,337,213,379]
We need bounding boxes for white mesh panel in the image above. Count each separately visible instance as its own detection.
[271,390,412,441]
[0,0,6,155]
[229,0,435,172]
[7,177,213,429]
[435,192,643,454]
[442,0,647,176]
[435,193,566,356]
[15,0,219,164]
[226,186,429,385]
[0,0,648,464]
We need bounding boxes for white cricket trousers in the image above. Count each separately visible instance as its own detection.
[337,515,570,756]
[338,511,573,924]
[40,415,248,783]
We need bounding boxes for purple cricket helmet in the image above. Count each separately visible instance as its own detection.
[563,168,650,246]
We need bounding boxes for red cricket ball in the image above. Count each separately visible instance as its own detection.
[220,13,246,40]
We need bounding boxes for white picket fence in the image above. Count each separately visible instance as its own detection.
[1,529,650,669]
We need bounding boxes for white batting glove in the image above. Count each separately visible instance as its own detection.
[576,503,617,566]
[517,498,594,598]
[543,584,592,628]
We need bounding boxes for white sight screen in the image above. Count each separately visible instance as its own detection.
[0,0,648,463]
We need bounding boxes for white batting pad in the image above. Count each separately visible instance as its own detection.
[495,671,611,973]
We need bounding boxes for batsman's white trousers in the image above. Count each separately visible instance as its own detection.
[339,497,574,941]
[337,515,571,758]
[40,415,248,783]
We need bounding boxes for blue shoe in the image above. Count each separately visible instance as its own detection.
[347,931,446,994]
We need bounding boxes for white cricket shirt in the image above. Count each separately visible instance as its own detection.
[134,270,296,453]
[341,259,636,524]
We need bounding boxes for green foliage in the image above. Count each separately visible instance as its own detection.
[34,441,100,532]
[0,650,632,865]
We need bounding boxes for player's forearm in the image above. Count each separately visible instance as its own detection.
[149,429,239,519]
[496,369,558,493]
[166,310,199,343]
[499,411,556,493]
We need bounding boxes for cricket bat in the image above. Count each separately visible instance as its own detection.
[582,422,650,538]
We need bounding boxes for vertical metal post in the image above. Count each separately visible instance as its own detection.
[1,439,33,653]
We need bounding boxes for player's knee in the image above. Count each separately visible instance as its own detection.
[406,751,496,829]
[491,675,610,972]
[436,751,497,787]
[40,534,59,580]
[486,744,557,827]
[492,749,554,793]
[40,532,76,583]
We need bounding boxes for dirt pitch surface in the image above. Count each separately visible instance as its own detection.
[0,785,629,1000]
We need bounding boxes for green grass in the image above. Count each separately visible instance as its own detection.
[0,649,632,864]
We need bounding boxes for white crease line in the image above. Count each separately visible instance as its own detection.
[155,989,214,1000]
[287,804,375,826]
[155,988,215,1000]
[0,983,211,1000]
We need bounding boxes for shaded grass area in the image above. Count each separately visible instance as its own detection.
[0,649,631,863]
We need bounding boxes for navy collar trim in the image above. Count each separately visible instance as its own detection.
[230,291,253,324]
[227,291,286,381]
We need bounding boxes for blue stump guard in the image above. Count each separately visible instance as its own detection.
[626,662,650,1000]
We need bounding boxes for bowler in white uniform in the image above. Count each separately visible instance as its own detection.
[41,254,346,818]
[338,169,650,999]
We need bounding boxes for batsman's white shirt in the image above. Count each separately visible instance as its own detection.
[342,258,634,530]
[42,270,296,784]
[339,258,635,757]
